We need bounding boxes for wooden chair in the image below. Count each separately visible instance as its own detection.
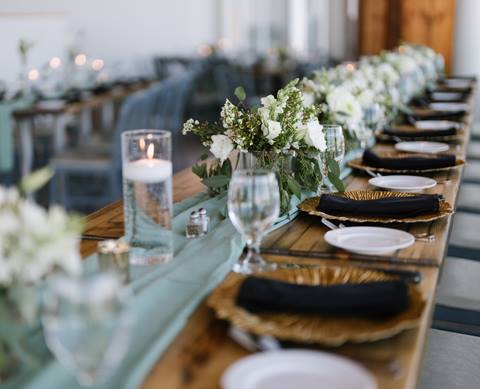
[49,90,153,211]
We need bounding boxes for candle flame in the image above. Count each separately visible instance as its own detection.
[139,137,145,150]
[147,143,154,159]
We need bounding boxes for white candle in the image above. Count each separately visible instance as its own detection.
[123,159,172,183]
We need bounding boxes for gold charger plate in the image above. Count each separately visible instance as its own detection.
[348,154,465,174]
[297,191,453,224]
[207,267,425,346]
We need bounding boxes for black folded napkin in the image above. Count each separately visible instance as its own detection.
[383,125,457,138]
[237,277,410,319]
[317,192,439,218]
[409,96,431,107]
[411,111,466,121]
[363,149,456,170]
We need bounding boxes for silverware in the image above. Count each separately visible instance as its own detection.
[365,169,381,178]
[82,234,120,241]
[261,246,437,266]
[228,326,404,379]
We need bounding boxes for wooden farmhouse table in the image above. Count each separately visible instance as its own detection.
[80,89,476,389]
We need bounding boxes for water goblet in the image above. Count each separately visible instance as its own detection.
[319,124,345,193]
[228,169,280,274]
[42,273,131,386]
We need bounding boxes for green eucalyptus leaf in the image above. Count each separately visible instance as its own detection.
[202,175,230,188]
[327,159,341,177]
[328,172,345,192]
[234,86,246,102]
[200,153,209,161]
[19,166,54,195]
[192,163,207,178]
[286,176,302,199]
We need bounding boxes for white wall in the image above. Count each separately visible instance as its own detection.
[0,0,218,82]
[454,0,480,117]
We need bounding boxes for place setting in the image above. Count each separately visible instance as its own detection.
[378,119,464,142]
[348,149,464,174]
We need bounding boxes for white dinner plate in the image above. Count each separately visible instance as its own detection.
[428,102,469,112]
[443,79,471,89]
[221,350,376,389]
[36,99,66,110]
[369,175,437,191]
[324,227,415,255]
[430,91,464,101]
[413,120,461,131]
[395,141,450,154]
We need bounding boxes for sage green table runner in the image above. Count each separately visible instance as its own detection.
[22,192,299,389]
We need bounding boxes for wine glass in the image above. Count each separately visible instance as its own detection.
[228,169,280,274]
[42,273,132,386]
[319,124,345,192]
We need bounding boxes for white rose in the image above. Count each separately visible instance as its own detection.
[260,95,276,108]
[376,63,400,85]
[357,89,375,109]
[303,119,326,151]
[326,87,363,124]
[302,92,315,107]
[209,134,234,163]
[262,120,282,144]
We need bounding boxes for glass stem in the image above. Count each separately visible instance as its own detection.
[245,236,263,264]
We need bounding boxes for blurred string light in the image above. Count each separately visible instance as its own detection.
[197,43,213,57]
[49,56,62,69]
[74,53,87,66]
[28,69,39,81]
[91,58,104,71]
[345,62,356,72]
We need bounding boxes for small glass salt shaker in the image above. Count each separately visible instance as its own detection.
[186,211,202,239]
[198,208,209,235]
[97,239,130,284]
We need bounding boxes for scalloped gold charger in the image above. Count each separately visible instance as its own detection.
[207,267,425,346]
[297,191,453,224]
[348,155,465,174]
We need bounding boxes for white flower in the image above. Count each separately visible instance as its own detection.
[209,134,234,163]
[376,63,400,85]
[262,120,282,144]
[303,119,326,151]
[302,92,315,107]
[357,89,375,109]
[326,86,363,124]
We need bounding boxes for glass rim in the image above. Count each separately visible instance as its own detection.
[121,129,171,139]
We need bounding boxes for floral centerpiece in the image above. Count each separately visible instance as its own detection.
[183,79,345,214]
[0,168,82,378]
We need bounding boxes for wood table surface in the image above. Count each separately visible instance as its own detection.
[13,80,152,119]
[79,90,475,389]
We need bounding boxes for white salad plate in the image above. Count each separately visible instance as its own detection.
[395,141,450,154]
[428,102,469,112]
[414,120,461,130]
[221,350,376,389]
[430,91,464,101]
[36,99,67,110]
[413,120,461,131]
[443,79,471,89]
[369,175,437,191]
[324,227,415,255]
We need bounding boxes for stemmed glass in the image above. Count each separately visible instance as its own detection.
[42,273,131,386]
[319,124,345,192]
[228,169,280,274]
[361,103,383,148]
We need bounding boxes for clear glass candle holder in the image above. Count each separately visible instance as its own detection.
[121,129,173,265]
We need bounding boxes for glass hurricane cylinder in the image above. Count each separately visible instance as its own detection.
[121,129,173,265]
